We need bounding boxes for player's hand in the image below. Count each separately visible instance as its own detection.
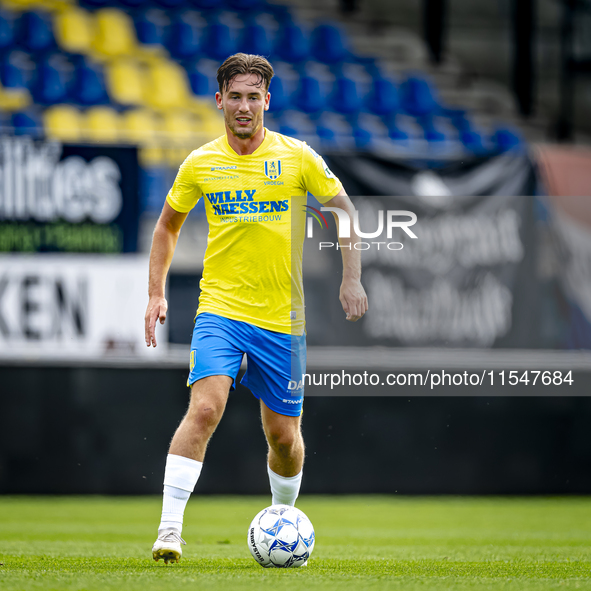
[339,277,368,322]
[145,296,168,347]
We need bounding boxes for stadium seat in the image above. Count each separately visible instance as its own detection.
[294,76,326,114]
[330,77,361,115]
[73,58,109,106]
[366,77,399,117]
[43,104,82,141]
[460,129,486,154]
[1,50,35,91]
[166,12,204,60]
[18,11,55,53]
[268,76,290,113]
[492,127,521,152]
[186,0,226,9]
[154,0,186,8]
[122,108,159,145]
[84,106,119,143]
[227,0,263,10]
[32,54,73,105]
[134,9,168,48]
[92,8,141,59]
[203,20,239,61]
[399,75,438,117]
[276,22,310,64]
[0,80,31,111]
[237,23,273,56]
[106,58,146,106]
[54,6,94,55]
[0,11,16,53]
[145,59,194,110]
[311,23,348,64]
[120,0,151,7]
[11,109,42,136]
[186,63,218,97]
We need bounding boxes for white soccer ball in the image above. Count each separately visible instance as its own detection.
[247,504,315,568]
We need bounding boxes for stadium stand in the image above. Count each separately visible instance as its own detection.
[0,0,525,207]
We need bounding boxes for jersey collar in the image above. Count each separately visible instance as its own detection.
[223,128,272,157]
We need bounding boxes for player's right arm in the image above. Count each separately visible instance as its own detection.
[145,202,189,347]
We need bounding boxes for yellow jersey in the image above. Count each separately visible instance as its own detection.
[166,129,342,335]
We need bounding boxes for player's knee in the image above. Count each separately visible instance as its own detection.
[192,401,224,431]
[267,426,300,456]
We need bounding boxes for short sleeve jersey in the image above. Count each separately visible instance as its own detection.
[166,129,342,335]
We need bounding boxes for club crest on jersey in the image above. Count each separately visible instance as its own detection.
[264,160,282,180]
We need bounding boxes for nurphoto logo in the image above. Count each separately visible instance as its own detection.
[305,205,418,250]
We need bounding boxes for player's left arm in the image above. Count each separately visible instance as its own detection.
[323,188,368,322]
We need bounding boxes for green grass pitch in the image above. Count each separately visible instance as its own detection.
[1,496,590,590]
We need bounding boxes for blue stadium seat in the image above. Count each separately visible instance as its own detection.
[167,13,204,60]
[330,77,361,115]
[185,63,218,96]
[294,76,326,113]
[492,127,521,152]
[276,22,310,64]
[79,0,112,7]
[311,23,348,64]
[268,76,289,113]
[73,58,109,106]
[18,11,55,53]
[154,0,187,9]
[120,0,152,7]
[238,23,273,57]
[32,54,73,105]
[419,115,449,143]
[460,129,486,154]
[399,75,438,116]
[0,11,16,53]
[353,125,373,148]
[11,110,42,137]
[204,21,239,61]
[366,77,399,116]
[388,119,409,142]
[1,51,35,90]
[134,10,168,47]
[227,0,264,10]
[187,0,226,9]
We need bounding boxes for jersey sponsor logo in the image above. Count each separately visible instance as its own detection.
[203,175,239,181]
[210,165,237,171]
[204,189,289,216]
[321,158,336,179]
[264,160,282,180]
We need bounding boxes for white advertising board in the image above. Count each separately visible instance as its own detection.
[0,254,167,360]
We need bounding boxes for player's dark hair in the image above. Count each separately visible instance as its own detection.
[217,53,274,94]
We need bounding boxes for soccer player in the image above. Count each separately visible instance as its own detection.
[145,53,368,563]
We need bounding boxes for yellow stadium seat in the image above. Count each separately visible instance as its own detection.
[161,110,195,142]
[84,106,120,143]
[0,81,31,111]
[54,7,94,55]
[44,105,82,142]
[106,59,146,107]
[1,0,73,11]
[145,60,193,110]
[92,8,138,58]
[121,108,158,144]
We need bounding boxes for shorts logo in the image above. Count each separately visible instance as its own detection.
[264,160,282,180]
[190,350,196,372]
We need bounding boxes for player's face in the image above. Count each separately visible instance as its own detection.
[216,73,270,140]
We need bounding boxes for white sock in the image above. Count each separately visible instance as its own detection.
[159,454,203,534]
[267,465,303,506]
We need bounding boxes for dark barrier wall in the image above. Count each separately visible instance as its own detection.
[1,366,590,495]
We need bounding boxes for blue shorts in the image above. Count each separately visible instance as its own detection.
[187,313,306,417]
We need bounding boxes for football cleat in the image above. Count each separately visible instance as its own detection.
[152,528,186,563]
